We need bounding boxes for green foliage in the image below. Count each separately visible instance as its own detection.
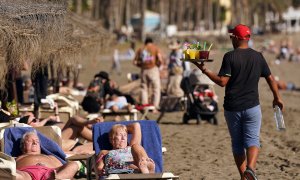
[220,6,226,22]
[82,0,89,11]
[6,100,18,116]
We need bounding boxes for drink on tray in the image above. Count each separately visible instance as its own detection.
[200,50,210,59]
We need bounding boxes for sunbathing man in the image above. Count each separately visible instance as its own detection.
[95,123,155,178]
[16,131,80,180]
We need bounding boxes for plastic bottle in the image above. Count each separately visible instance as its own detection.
[274,105,286,131]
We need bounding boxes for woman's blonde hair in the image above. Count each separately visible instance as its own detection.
[109,124,128,143]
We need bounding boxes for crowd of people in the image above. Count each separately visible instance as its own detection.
[0,35,219,179]
[2,22,299,180]
[262,38,300,64]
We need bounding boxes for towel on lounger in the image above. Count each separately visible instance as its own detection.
[4,127,66,164]
[92,120,163,173]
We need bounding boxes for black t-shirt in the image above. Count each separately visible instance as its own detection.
[218,48,271,111]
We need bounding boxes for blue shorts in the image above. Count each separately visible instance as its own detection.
[224,105,262,155]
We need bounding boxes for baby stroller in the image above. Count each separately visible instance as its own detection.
[180,70,218,125]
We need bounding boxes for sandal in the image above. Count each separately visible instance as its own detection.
[244,166,258,180]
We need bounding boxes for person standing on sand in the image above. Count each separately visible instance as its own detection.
[111,49,121,75]
[133,37,163,111]
[192,24,284,180]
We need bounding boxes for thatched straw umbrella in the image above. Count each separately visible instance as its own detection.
[49,12,112,91]
[0,0,67,105]
[0,0,112,111]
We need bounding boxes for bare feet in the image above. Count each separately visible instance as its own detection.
[139,157,149,173]
[146,158,155,173]
[138,157,155,174]
[127,104,133,112]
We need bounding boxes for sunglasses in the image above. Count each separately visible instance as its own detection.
[229,34,237,39]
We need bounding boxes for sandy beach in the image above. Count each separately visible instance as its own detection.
[78,33,300,180]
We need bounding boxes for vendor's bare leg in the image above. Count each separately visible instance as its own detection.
[246,146,259,170]
[233,153,247,179]
[131,144,155,173]
[16,170,32,180]
[55,161,79,179]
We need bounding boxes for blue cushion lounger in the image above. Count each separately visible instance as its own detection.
[3,127,66,164]
[92,120,163,173]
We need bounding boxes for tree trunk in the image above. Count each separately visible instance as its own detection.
[114,0,126,30]
[92,0,100,19]
[177,0,184,30]
[5,47,18,105]
[164,0,170,25]
[125,0,131,25]
[76,0,82,14]
[213,1,221,29]
[159,0,166,32]
[169,0,177,24]
[231,0,243,25]
[241,0,249,25]
[208,0,213,30]
[185,0,191,30]
[193,0,201,30]
[140,0,146,41]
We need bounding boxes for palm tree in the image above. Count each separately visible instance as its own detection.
[250,0,292,31]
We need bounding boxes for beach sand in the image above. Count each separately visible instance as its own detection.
[78,34,300,179]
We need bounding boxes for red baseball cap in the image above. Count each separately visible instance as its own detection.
[229,24,251,40]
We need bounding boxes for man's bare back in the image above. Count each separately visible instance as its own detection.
[16,154,62,169]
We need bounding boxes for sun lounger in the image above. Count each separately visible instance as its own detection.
[105,172,179,179]
[0,152,16,180]
[18,103,73,123]
[1,127,66,163]
[38,107,72,123]
[93,120,163,172]
[100,108,139,121]
[45,93,80,114]
[38,93,81,123]
[0,126,94,178]
[91,120,178,180]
